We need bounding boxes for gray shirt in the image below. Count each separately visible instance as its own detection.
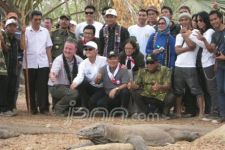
[100,65,129,94]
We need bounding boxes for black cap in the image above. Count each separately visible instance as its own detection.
[107,51,118,58]
[60,15,70,20]
[146,54,158,64]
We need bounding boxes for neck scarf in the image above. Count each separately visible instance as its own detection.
[126,56,135,70]
[107,63,121,85]
[62,54,78,84]
[103,24,121,56]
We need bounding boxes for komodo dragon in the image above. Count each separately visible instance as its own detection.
[70,123,214,150]
[0,123,72,139]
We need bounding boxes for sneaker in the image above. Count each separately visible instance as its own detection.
[2,110,17,117]
[202,114,220,121]
[211,117,225,124]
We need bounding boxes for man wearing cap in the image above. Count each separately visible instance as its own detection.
[0,18,22,116]
[128,9,155,56]
[69,20,77,34]
[128,54,174,116]
[147,6,159,28]
[174,12,205,118]
[51,15,76,60]
[99,8,130,57]
[70,41,107,109]
[48,38,82,116]
[93,51,130,111]
[76,5,103,40]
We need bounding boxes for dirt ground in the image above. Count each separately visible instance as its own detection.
[0,87,223,150]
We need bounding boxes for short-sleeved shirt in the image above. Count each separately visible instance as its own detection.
[135,65,171,101]
[128,24,155,55]
[23,26,53,69]
[175,29,200,68]
[100,65,130,94]
[211,28,225,66]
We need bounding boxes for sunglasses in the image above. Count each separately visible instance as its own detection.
[158,22,166,25]
[85,48,94,51]
[85,12,94,15]
[146,61,155,64]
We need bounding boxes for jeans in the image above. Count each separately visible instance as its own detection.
[216,64,225,118]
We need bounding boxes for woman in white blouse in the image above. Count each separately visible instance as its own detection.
[190,11,218,118]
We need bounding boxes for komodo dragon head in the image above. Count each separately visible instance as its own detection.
[76,123,110,144]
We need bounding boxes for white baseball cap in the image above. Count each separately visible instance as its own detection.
[105,9,117,17]
[5,19,18,27]
[84,41,98,50]
[70,20,77,26]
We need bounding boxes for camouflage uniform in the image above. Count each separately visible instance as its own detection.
[130,65,175,114]
[51,29,76,60]
[135,65,171,101]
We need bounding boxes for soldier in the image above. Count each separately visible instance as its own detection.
[128,54,175,117]
[51,15,76,60]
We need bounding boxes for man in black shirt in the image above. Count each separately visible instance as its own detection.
[99,9,129,57]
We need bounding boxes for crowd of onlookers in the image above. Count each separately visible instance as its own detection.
[0,2,224,123]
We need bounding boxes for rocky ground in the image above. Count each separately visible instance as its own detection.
[0,87,223,150]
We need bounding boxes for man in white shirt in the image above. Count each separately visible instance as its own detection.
[70,41,107,109]
[128,9,155,56]
[49,38,82,116]
[75,5,103,40]
[174,13,205,118]
[23,10,53,115]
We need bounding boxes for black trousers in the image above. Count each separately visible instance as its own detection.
[77,81,105,109]
[131,90,175,115]
[24,67,49,113]
[95,88,130,111]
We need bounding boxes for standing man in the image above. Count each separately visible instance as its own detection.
[6,12,23,110]
[147,6,159,28]
[43,17,53,33]
[71,41,107,109]
[99,9,130,56]
[51,15,75,60]
[128,9,155,56]
[76,5,103,40]
[0,19,22,116]
[203,10,225,123]
[174,13,205,118]
[49,38,82,115]
[23,10,53,114]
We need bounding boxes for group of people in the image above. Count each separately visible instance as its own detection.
[0,3,224,123]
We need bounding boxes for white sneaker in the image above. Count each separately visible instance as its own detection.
[3,110,17,117]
